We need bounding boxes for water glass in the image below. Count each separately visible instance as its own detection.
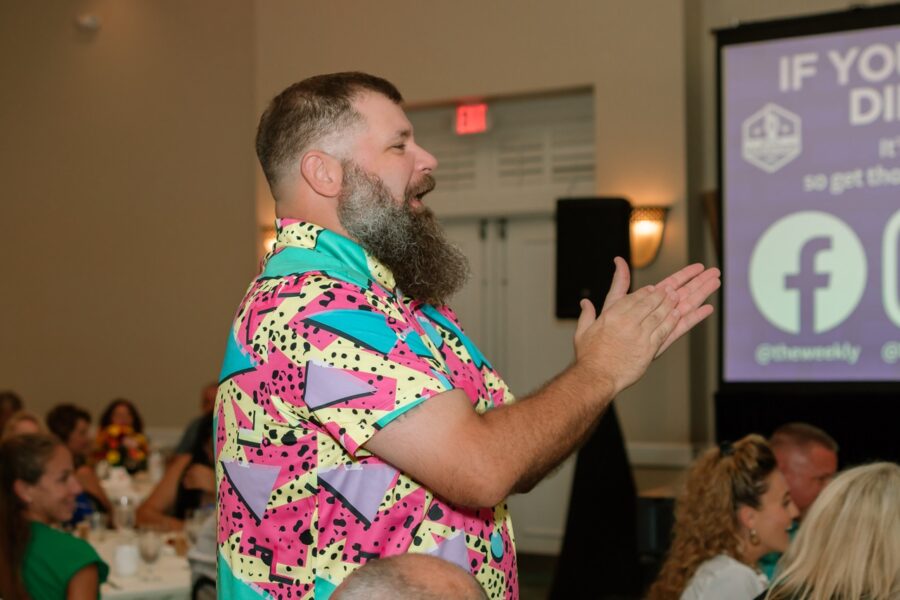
[138,529,162,565]
[114,496,137,531]
[114,543,139,578]
[138,528,162,580]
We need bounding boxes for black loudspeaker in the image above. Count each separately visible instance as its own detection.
[556,197,632,319]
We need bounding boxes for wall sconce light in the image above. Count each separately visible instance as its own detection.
[630,206,669,269]
[261,225,277,254]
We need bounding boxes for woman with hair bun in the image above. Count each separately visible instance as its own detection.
[762,462,899,600]
[648,434,799,600]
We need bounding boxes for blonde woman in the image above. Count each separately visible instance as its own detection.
[762,462,900,600]
[648,434,799,600]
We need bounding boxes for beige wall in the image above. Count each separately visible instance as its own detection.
[0,1,257,426]
[255,0,695,447]
[3,0,880,444]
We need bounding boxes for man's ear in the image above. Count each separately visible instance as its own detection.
[300,151,343,198]
[737,504,757,532]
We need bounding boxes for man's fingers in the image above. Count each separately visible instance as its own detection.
[575,298,597,340]
[656,303,715,356]
[655,263,705,292]
[640,287,679,336]
[674,268,721,306]
[650,304,681,349]
[601,257,631,312]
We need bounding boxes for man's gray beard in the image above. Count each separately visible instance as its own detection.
[337,162,469,306]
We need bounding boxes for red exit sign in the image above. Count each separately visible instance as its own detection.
[455,103,489,135]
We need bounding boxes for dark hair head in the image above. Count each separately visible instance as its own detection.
[256,71,403,199]
[0,433,63,598]
[99,398,144,433]
[0,391,23,413]
[45,404,91,443]
[0,391,24,434]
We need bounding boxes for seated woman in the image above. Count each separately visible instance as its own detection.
[761,462,899,600]
[647,434,799,600]
[0,433,109,599]
[46,404,113,524]
[137,413,214,531]
[1,410,44,440]
[94,398,149,474]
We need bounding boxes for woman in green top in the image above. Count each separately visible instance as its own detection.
[0,433,109,599]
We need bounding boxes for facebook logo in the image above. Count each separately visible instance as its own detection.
[749,211,867,334]
[784,237,831,334]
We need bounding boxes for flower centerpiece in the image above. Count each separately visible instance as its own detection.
[94,424,148,474]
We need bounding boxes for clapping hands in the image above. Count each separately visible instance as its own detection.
[574,257,721,395]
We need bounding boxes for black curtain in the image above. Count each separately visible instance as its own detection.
[548,403,642,599]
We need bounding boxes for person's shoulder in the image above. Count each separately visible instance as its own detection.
[30,521,97,555]
[26,522,109,586]
[683,555,766,600]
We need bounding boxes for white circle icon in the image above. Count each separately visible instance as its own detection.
[749,211,866,334]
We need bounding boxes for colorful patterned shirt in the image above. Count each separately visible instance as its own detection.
[215,219,518,599]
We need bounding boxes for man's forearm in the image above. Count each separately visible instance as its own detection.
[478,363,615,501]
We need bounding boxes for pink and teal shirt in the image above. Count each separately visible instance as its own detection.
[215,219,518,598]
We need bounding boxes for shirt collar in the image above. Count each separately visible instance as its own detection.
[273,218,397,292]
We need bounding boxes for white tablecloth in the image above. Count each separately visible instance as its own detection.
[92,532,192,600]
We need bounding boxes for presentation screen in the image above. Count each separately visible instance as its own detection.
[720,10,900,384]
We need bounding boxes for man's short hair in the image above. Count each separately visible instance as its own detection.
[256,72,403,199]
[770,422,839,453]
[45,404,91,444]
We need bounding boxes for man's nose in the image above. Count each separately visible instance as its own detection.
[417,145,438,173]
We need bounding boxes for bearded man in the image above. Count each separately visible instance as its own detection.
[215,72,720,599]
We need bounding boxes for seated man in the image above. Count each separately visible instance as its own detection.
[758,422,839,578]
[770,423,839,519]
[332,554,487,600]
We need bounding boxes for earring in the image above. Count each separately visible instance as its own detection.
[749,529,760,545]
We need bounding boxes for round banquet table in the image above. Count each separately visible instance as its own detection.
[90,531,192,600]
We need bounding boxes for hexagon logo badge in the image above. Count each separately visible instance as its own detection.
[741,103,802,173]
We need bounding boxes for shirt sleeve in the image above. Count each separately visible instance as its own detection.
[63,534,110,588]
[274,275,454,456]
[24,525,109,597]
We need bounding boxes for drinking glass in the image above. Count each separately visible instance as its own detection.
[114,495,136,531]
[138,528,162,579]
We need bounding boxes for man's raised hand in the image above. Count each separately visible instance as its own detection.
[573,257,721,395]
[599,257,721,356]
[574,259,680,395]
